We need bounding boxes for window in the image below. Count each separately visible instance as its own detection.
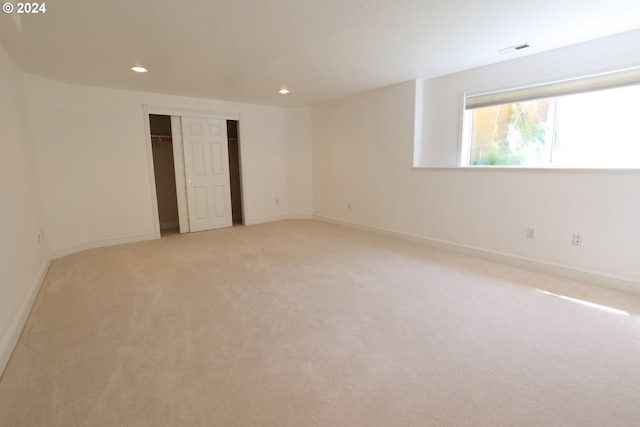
[462,69,640,168]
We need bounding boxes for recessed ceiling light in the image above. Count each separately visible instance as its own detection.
[278,88,290,95]
[130,66,148,73]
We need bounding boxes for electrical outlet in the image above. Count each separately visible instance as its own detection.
[572,233,583,246]
[526,227,535,239]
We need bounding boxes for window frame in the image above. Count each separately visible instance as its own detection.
[459,67,640,169]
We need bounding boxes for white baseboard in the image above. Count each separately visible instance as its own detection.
[52,232,159,259]
[0,257,51,377]
[314,214,640,295]
[51,217,317,258]
[244,214,313,226]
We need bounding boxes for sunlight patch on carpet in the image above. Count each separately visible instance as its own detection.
[537,290,630,316]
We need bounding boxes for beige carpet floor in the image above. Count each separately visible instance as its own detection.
[1,220,640,426]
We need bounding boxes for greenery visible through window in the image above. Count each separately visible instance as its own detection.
[464,82,640,168]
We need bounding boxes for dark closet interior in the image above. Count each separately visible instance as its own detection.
[149,114,179,234]
[227,120,243,224]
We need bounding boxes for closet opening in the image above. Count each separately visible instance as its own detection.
[149,114,179,236]
[227,120,244,225]
[149,114,244,235]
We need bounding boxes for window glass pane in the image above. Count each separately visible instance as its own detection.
[552,85,640,168]
[468,99,551,166]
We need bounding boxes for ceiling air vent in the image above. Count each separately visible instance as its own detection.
[497,43,530,54]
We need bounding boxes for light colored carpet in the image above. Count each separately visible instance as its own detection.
[1,220,639,426]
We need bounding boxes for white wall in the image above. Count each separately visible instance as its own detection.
[285,108,314,217]
[23,75,314,256]
[312,31,640,289]
[0,46,50,374]
[313,81,417,227]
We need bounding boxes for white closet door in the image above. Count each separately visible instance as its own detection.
[181,117,232,232]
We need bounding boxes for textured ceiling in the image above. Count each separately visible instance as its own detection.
[1,0,639,107]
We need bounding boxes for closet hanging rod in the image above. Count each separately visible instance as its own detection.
[150,135,172,142]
